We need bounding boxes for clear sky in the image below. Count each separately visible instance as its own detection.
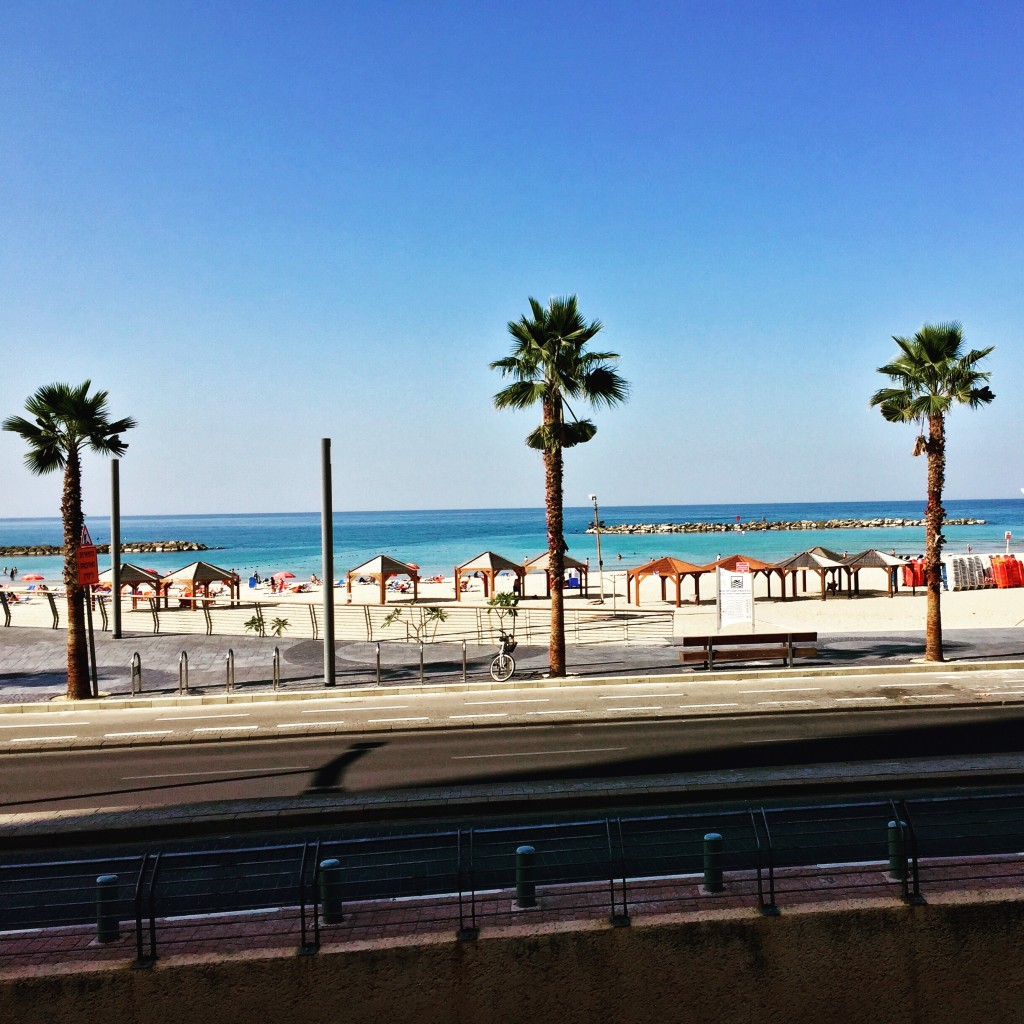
[2,0,1021,519]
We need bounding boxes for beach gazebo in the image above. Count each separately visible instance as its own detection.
[701,554,782,600]
[522,552,589,598]
[776,547,845,601]
[845,549,905,597]
[346,555,421,605]
[99,563,166,609]
[455,552,526,602]
[162,560,242,607]
[627,556,707,607]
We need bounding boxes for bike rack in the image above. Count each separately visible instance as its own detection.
[178,651,189,695]
[225,648,235,692]
[130,652,143,695]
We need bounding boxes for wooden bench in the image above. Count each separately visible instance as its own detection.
[679,632,818,670]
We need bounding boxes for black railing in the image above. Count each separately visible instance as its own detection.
[5,792,1024,969]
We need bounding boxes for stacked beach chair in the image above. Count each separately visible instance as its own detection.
[949,554,1003,591]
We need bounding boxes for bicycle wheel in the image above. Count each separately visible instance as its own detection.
[489,652,515,682]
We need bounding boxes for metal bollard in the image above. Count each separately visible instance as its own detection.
[888,820,907,879]
[319,858,344,924]
[515,845,537,908]
[272,646,281,690]
[375,642,381,685]
[225,648,235,692]
[130,652,142,695]
[462,639,467,683]
[703,833,724,892]
[178,651,189,694]
[419,641,425,684]
[96,874,120,943]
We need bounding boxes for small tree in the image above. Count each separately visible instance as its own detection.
[381,606,448,642]
[486,591,519,640]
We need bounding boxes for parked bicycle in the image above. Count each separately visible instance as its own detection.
[489,631,517,682]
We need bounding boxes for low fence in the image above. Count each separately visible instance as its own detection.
[0,593,675,647]
[4,790,1024,969]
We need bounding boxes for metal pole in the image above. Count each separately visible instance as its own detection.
[111,459,122,639]
[321,438,336,687]
[589,494,604,605]
[85,585,99,697]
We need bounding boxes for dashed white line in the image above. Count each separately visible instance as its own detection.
[834,697,888,703]
[278,721,346,728]
[679,703,739,709]
[900,694,950,700]
[879,681,951,688]
[0,722,91,729]
[453,747,628,760]
[463,698,549,705]
[347,706,411,712]
[738,688,822,694]
[599,694,671,700]
[104,731,173,738]
[757,700,816,706]
[157,713,252,722]
[123,767,309,780]
[367,717,430,723]
[448,713,509,719]
[526,709,584,716]
[193,726,259,733]
[606,706,662,712]
[10,736,77,743]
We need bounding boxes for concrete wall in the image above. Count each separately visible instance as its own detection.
[5,894,1024,1024]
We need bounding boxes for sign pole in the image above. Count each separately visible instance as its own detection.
[78,524,101,697]
[321,438,336,688]
[111,459,122,639]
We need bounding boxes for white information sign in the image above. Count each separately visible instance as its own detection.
[717,568,754,630]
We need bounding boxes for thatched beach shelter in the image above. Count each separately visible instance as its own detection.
[845,549,905,597]
[162,560,241,606]
[701,554,782,600]
[627,556,707,607]
[523,551,589,598]
[98,563,165,608]
[776,547,845,601]
[455,551,525,602]
[346,555,420,605]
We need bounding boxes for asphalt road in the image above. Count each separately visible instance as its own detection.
[6,704,1024,814]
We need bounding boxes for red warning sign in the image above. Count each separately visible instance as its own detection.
[77,545,99,586]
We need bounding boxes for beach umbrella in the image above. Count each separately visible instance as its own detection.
[271,571,295,581]
[20,574,44,581]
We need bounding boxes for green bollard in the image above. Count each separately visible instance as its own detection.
[888,820,907,880]
[319,858,344,924]
[96,874,120,943]
[703,833,724,892]
[515,845,537,908]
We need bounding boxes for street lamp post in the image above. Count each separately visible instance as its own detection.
[588,493,604,605]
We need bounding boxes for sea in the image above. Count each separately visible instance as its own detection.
[1,499,1022,585]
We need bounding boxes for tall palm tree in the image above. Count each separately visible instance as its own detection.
[3,382,136,699]
[870,322,994,662]
[491,296,628,677]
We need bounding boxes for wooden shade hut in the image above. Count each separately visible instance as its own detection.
[845,549,905,597]
[701,554,782,600]
[627,556,707,607]
[162,560,241,607]
[455,551,525,602]
[522,551,589,598]
[99,563,166,609]
[346,555,420,605]
[776,547,845,601]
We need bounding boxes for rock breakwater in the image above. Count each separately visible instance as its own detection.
[587,517,985,535]
[0,541,216,558]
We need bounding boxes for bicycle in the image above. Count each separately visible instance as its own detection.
[489,632,518,682]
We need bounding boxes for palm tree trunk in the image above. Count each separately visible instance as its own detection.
[544,399,566,678]
[924,413,946,662]
[62,450,91,699]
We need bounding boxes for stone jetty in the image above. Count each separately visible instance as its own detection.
[587,517,985,535]
[0,541,216,558]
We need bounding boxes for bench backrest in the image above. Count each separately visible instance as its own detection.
[682,631,817,647]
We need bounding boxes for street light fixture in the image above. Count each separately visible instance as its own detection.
[588,493,604,605]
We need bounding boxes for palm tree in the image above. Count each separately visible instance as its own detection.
[870,322,994,662]
[3,382,136,699]
[491,296,628,676]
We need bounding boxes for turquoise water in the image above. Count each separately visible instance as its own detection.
[1,499,1022,583]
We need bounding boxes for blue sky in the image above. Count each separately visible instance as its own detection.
[2,0,1021,518]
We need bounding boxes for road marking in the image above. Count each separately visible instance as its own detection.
[193,726,259,732]
[879,681,950,688]
[123,767,310,780]
[0,722,91,729]
[10,736,77,743]
[345,705,411,712]
[104,731,173,738]
[738,688,822,694]
[157,713,252,722]
[834,696,888,702]
[977,689,1024,696]
[900,694,951,700]
[448,713,509,719]
[367,717,430,723]
[526,709,584,716]
[757,700,816,706]
[599,694,671,700]
[278,721,347,728]
[606,706,662,712]
[453,746,628,760]
[679,702,739,709]
[463,698,549,705]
